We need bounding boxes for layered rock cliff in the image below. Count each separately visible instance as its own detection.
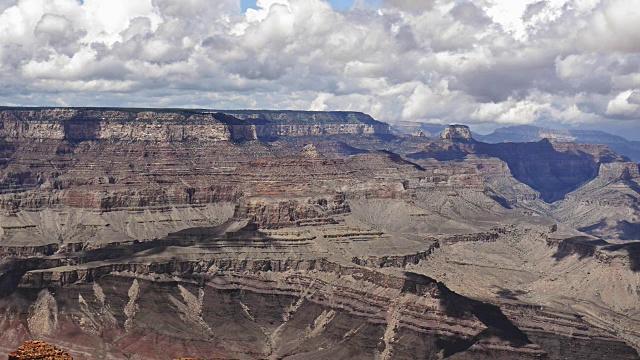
[0,108,393,145]
[2,108,640,359]
[440,124,473,141]
[0,108,257,143]
[552,161,640,240]
[404,135,628,202]
[220,110,392,140]
[2,218,637,360]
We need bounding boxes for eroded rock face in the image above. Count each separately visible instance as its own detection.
[3,239,637,359]
[0,109,257,143]
[235,195,349,229]
[218,110,392,141]
[440,125,473,141]
[400,131,629,203]
[1,108,640,359]
[0,109,392,145]
[552,161,640,241]
[298,144,324,158]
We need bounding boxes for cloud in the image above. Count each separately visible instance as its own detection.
[580,0,640,53]
[450,2,492,26]
[606,90,640,119]
[309,92,333,110]
[381,0,435,13]
[470,97,552,125]
[0,0,639,138]
[523,1,547,22]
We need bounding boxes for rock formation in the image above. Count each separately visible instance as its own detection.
[475,124,640,162]
[8,341,72,360]
[404,136,627,202]
[0,108,257,143]
[440,124,474,140]
[0,108,639,359]
[219,110,392,141]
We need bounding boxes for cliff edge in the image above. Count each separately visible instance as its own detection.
[0,108,391,143]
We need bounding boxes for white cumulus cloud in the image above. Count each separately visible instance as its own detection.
[0,0,639,138]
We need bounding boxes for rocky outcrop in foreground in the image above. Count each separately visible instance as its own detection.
[8,341,72,360]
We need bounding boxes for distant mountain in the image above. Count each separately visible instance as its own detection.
[474,125,640,162]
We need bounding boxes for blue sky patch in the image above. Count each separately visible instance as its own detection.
[241,0,381,12]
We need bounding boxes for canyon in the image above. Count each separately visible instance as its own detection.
[0,108,639,359]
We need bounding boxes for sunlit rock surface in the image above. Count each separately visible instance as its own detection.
[0,108,639,359]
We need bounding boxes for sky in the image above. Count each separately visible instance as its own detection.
[241,0,380,11]
[0,0,639,138]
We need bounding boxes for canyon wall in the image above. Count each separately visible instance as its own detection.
[0,108,392,144]
[0,109,257,142]
[220,110,392,139]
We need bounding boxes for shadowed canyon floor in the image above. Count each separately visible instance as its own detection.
[0,108,639,359]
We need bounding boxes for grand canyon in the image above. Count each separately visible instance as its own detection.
[0,107,639,359]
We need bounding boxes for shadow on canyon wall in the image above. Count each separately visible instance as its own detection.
[552,236,640,272]
[402,272,532,358]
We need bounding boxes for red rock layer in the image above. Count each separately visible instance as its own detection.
[8,340,72,360]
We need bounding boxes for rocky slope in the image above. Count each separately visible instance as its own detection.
[2,215,637,359]
[402,126,627,202]
[1,109,639,359]
[552,161,640,241]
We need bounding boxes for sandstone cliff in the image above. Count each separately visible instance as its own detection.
[0,108,258,142]
[0,108,392,144]
[220,110,392,140]
[553,161,640,240]
[440,124,473,141]
[2,107,640,359]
